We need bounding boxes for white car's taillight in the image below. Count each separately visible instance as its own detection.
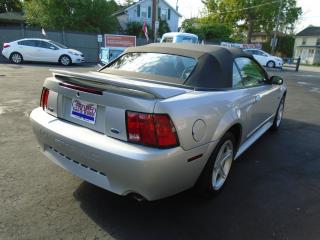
[126,111,179,148]
[40,88,49,110]
[3,43,10,48]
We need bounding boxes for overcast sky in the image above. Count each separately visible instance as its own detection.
[118,0,320,33]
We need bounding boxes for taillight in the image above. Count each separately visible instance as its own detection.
[126,111,179,148]
[3,43,10,48]
[40,88,49,110]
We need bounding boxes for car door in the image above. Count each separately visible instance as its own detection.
[255,50,269,66]
[16,40,37,61]
[34,40,60,62]
[235,57,280,138]
[249,50,266,66]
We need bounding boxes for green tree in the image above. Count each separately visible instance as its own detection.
[180,18,198,33]
[0,0,22,13]
[23,0,119,33]
[203,0,302,43]
[262,35,294,57]
[181,18,232,42]
[157,19,170,37]
[126,21,151,38]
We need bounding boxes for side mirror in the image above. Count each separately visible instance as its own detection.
[270,75,283,85]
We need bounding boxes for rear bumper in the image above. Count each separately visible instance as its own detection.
[30,108,215,200]
[1,49,10,60]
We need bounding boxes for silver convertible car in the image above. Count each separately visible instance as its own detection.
[30,43,286,201]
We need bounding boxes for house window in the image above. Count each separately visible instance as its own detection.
[168,8,171,20]
[137,4,140,17]
[148,6,151,18]
[160,8,167,20]
[308,49,315,57]
[317,38,320,46]
[302,38,306,45]
[141,7,147,18]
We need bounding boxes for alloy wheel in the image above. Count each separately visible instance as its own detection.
[267,61,275,68]
[212,140,234,190]
[276,100,284,127]
[61,56,70,66]
[11,53,22,64]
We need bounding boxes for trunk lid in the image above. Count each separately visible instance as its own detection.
[44,70,191,142]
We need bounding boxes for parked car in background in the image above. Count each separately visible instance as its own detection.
[99,47,125,65]
[243,48,283,68]
[161,32,199,44]
[30,43,286,201]
[2,38,84,66]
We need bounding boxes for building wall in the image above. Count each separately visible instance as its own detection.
[251,35,268,43]
[314,49,320,64]
[117,14,129,31]
[294,36,320,64]
[126,0,179,32]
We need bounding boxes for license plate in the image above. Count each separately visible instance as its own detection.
[70,99,97,124]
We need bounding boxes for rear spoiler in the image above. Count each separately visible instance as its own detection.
[51,69,191,99]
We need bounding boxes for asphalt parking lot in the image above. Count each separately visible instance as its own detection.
[0,62,320,240]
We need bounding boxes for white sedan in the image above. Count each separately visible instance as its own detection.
[243,49,283,68]
[2,38,84,66]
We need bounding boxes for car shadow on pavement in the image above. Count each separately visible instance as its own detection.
[73,118,320,240]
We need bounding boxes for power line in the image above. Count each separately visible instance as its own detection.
[209,0,280,14]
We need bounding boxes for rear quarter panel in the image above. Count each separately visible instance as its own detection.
[154,90,249,151]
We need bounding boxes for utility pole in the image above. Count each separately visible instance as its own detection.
[152,0,158,43]
[271,0,282,54]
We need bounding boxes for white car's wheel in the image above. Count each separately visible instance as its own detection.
[267,61,275,68]
[59,55,72,66]
[10,52,23,64]
[195,132,235,196]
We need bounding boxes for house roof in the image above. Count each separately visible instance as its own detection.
[0,12,25,23]
[296,26,320,37]
[112,0,182,17]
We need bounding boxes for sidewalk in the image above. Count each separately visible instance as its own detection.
[299,65,320,73]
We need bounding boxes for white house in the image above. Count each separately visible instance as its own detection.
[113,0,182,33]
[294,26,320,64]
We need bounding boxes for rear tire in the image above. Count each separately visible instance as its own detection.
[266,61,275,68]
[10,52,23,64]
[194,132,235,196]
[271,97,285,131]
[59,55,72,66]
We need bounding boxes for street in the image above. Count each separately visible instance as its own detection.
[0,63,320,240]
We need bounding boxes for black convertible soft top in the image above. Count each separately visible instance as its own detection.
[103,43,255,89]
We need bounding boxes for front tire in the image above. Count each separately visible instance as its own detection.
[10,52,23,64]
[266,61,275,68]
[194,132,235,196]
[59,55,72,66]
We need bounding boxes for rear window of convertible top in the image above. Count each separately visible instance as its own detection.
[100,52,197,83]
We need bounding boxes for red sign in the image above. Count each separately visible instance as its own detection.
[104,34,136,48]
